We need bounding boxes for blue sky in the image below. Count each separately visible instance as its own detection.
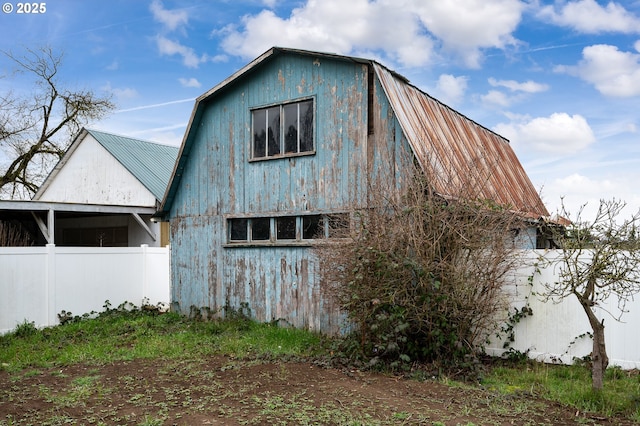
[1,0,639,219]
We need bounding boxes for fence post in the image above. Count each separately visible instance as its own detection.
[45,244,56,327]
[141,244,148,303]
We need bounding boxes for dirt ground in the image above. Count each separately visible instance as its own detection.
[0,355,636,425]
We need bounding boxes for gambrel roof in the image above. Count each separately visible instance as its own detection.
[374,63,548,218]
[160,47,548,219]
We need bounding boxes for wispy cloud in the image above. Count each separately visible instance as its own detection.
[115,98,194,113]
[150,0,188,32]
[106,60,119,71]
[102,82,138,100]
[488,77,549,93]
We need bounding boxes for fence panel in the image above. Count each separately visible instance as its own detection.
[0,245,170,334]
[3,246,640,369]
[487,250,640,369]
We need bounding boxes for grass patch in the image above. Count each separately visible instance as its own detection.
[0,304,324,373]
[481,359,640,420]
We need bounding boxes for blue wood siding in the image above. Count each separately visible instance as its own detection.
[167,51,540,333]
[169,53,373,332]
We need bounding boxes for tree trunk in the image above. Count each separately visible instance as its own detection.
[581,303,608,391]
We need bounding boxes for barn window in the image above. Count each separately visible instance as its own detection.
[276,216,296,240]
[251,217,271,240]
[229,218,248,241]
[226,213,349,245]
[251,99,314,160]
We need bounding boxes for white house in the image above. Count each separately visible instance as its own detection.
[0,129,178,247]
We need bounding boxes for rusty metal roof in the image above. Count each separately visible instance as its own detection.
[374,63,549,219]
[159,47,548,220]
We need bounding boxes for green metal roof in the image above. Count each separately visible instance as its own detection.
[87,129,179,201]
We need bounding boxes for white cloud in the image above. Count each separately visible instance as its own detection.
[480,78,548,108]
[554,173,615,197]
[555,44,640,97]
[543,173,640,220]
[412,0,524,68]
[488,77,549,93]
[481,90,511,107]
[179,77,201,88]
[219,0,525,69]
[221,3,436,68]
[150,0,188,32]
[433,74,468,106]
[538,0,640,34]
[156,36,207,68]
[494,112,596,155]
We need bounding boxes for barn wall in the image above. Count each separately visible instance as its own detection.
[169,53,376,332]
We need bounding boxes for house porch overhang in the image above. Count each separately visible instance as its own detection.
[0,200,157,244]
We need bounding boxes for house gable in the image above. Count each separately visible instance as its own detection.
[87,129,178,201]
[35,131,158,206]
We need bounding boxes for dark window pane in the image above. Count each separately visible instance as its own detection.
[327,213,349,238]
[252,109,266,158]
[229,219,248,241]
[267,106,280,156]
[283,103,298,153]
[276,216,296,240]
[302,215,322,239]
[251,218,270,240]
[299,100,313,152]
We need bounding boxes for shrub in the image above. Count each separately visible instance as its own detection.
[318,162,525,371]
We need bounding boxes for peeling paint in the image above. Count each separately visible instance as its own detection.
[166,49,545,335]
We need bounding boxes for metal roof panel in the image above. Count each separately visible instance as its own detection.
[87,130,179,201]
[374,63,549,218]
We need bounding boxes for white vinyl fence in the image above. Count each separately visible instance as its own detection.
[2,246,639,369]
[1,244,170,334]
[486,250,640,370]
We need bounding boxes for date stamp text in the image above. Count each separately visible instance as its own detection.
[3,3,47,14]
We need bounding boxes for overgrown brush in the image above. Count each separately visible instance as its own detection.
[318,160,527,372]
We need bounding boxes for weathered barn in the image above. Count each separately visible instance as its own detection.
[157,47,549,332]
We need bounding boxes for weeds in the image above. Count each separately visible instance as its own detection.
[482,360,640,420]
[1,305,638,425]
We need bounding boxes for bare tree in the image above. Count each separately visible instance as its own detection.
[544,198,640,390]
[0,47,114,199]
